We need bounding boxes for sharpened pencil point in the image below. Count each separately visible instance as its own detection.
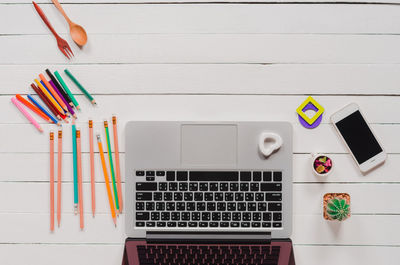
[73,114,77,119]
[92,100,97,105]
[76,105,81,111]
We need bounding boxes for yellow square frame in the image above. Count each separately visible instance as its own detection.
[296,96,325,125]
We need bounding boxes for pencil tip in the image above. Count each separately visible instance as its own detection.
[77,106,81,111]
[92,100,97,105]
[73,114,77,119]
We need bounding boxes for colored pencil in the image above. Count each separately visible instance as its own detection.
[112,115,123,213]
[50,131,55,231]
[11,97,43,133]
[46,69,74,108]
[27,94,59,125]
[49,80,77,118]
[40,73,68,113]
[97,134,117,226]
[104,120,119,214]
[76,129,84,230]
[30,83,62,120]
[57,129,62,227]
[89,120,96,217]
[35,79,65,116]
[16,94,52,123]
[40,80,69,122]
[72,118,78,214]
[64,69,96,105]
[54,71,80,110]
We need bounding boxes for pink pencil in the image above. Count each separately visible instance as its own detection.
[76,129,84,230]
[57,130,63,227]
[112,115,123,212]
[89,120,96,217]
[11,97,43,133]
[49,132,55,231]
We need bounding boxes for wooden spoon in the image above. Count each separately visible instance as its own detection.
[51,0,87,46]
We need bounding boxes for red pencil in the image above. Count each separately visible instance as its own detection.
[16,94,53,123]
[31,83,63,120]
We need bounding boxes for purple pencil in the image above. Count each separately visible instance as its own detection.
[49,80,77,118]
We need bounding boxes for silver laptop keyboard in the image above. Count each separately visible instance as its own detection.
[134,170,283,229]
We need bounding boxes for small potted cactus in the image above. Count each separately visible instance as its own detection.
[323,193,351,221]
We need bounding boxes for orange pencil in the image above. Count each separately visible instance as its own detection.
[57,130,62,227]
[89,120,96,217]
[35,79,65,116]
[112,115,123,213]
[39,73,68,113]
[16,94,53,123]
[97,134,117,226]
[76,129,84,230]
[49,131,55,231]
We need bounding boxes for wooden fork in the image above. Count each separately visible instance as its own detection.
[32,1,74,59]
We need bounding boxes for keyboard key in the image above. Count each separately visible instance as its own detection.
[222,212,231,221]
[156,202,165,211]
[232,213,241,221]
[243,212,251,221]
[167,222,177,227]
[164,192,173,201]
[156,171,165,176]
[262,222,272,228]
[248,202,256,211]
[146,221,155,227]
[166,171,175,181]
[253,212,261,221]
[197,202,206,211]
[241,222,250,227]
[199,222,208,227]
[253,171,262,181]
[263,212,272,221]
[230,222,240,227]
[258,202,267,211]
[178,222,187,227]
[235,193,244,201]
[177,171,188,181]
[202,212,211,221]
[215,193,224,201]
[250,183,260,191]
[146,177,155,181]
[136,202,145,210]
[207,202,216,211]
[189,222,198,227]
[136,182,157,191]
[273,171,282,181]
[269,203,282,211]
[210,222,219,227]
[273,222,282,228]
[263,171,272,181]
[273,213,282,221]
[252,222,261,227]
[227,202,236,211]
[179,182,188,191]
[151,212,160,220]
[184,192,193,201]
[153,192,162,201]
[169,182,178,191]
[136,221,145,227]
[255,193,264,201]
[136,171,145,176]
[240,183,249,191]
[166,202,175,211]
[182,212,190,221]
[245,193,254,201]
[190,171,238,181]
[220,222,229,227]
[238,202,246,211]
[199,183,208,191]
[177,202,185,211]
[192,212,200,221]
[161,212,170,220]
[187,202,196,211]
[159,182,167,191]
[210,183,218,191]
[205,192,213,201]
[136,192,152,201]
[266,193,282,201]
[157,222,166,227]
[261,183,282,191]
[220,183,229,191]
[230,183,239,191]
[171,212,180,220]
[136,212,149,220]
[194,192,203,201]
[189,183,198,191]
[217,202,226,211]
[212,212,221,221]
[240,171,251,181]
[146,171,155,176]
[146,202,155,211]
[174,192,183,201]
[225,193,234,201]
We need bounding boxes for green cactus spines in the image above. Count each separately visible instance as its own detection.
[326,198,350,221]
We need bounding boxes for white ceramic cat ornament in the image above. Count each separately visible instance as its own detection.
[258,132,283,158]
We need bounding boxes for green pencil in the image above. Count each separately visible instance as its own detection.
[72,118,78,214]
[54,71,80,110]
[65,69,96,105]
[104,120,119,213]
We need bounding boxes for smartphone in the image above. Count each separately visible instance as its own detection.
[331,103,386,173]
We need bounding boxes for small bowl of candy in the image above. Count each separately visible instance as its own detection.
[311,154,333,176]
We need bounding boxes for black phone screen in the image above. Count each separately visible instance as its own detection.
[335,110,382,164]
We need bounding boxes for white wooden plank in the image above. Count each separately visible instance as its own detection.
[4,4,400,35]
[1,244,400,265]
[2,34,400,64]
[3,95,400,125]
[1,153,400,183]
[1,64,400,95]
[1,182,399,214]
[1,213,399,245]
[0,123,398,153]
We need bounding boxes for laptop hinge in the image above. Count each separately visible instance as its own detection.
[146,231,271,244]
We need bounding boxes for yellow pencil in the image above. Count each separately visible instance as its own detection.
[35,79,65,116]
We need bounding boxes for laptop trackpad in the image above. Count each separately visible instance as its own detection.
[181,124,237,166]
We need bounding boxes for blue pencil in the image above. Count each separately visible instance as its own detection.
[27,94,59,125]
[40,80,63,110]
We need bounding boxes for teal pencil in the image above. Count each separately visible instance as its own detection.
[72,118,78,214]
[104,120,120,214]
[54,71,80,110]
[64,69,96,105]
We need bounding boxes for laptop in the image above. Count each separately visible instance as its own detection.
[123,121,295,265]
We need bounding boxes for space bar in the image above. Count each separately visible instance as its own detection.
[189,171,239,181]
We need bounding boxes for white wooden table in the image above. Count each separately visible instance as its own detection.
[2,1,400,264]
